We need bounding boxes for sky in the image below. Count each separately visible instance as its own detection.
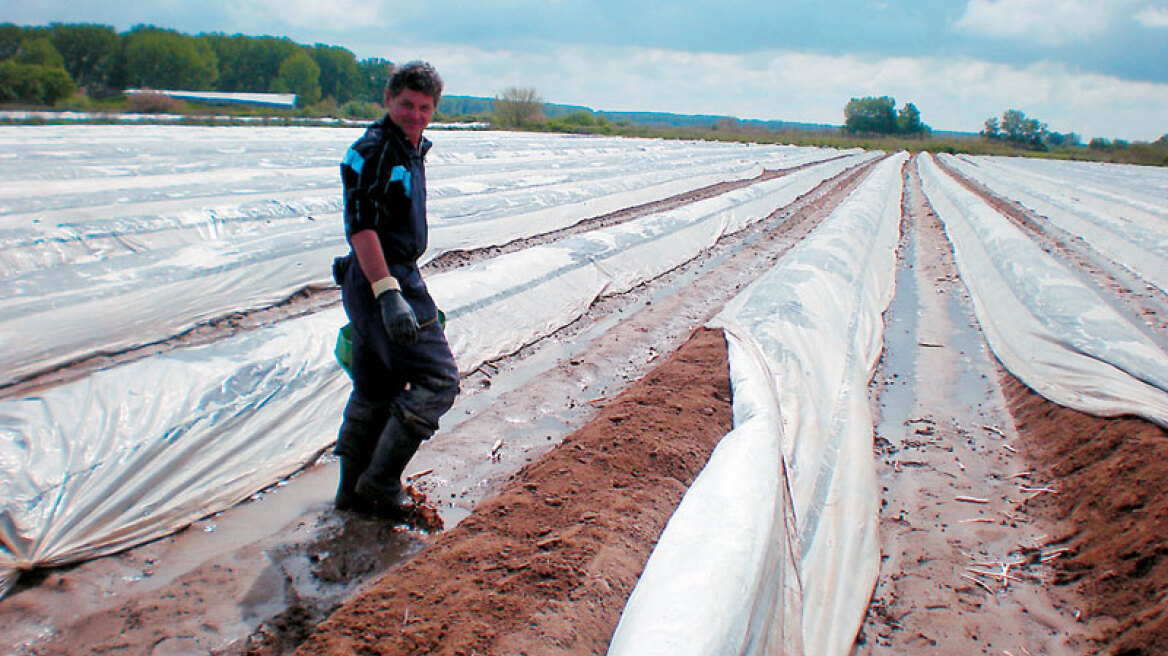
[5,0,1168,141]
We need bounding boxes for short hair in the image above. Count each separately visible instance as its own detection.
[386,61,444,103]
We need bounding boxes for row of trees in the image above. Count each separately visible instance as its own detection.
[843,96,930,136]
[0,22,396,108]
[980,109,1082,151]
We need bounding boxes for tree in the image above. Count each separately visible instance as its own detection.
[1045,131,1080,148]
[15,37,65,69]
[206,34,299,92]
[273,51,320,106]
[844,96,898,134]
[981,117,1001,140]
[310,44,361,103]
[0,23,28,60]
[713,117,742,133]
[1088,137,1111,151]
[897,102,927,136]
[844,96,931,136]
[48,23,119,91]
[981,109,1056,150]
[121,26,218,90]
[358,57,394,102]
[493,86,543,128]
[998,109,1048,149]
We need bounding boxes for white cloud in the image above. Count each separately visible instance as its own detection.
[225,0,387,33]
[390,40,1168,140]
[1136,4,1168,26]
[954,0,1125,45]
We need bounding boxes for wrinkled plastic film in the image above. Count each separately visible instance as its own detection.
[0,127,847,387]
[0,310,349,595]
[610,153,906,655]
[436,153,873,373]
[918,154,1168,426]
[938,153,1168,294]
[0,143,864,598]
[607,328,802,656]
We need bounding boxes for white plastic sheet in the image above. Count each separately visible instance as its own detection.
[435,153,874,373]
[0,309,350,596]
[610,153,907,656]
[0,126,846,387]
[918,154,1168,426]
[0,137,866,598]
[950,154,1168,218]
[607,328,804,656]
[938,153,1168,294]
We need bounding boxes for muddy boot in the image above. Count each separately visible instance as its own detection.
[333,395,392,513]
[334,455,374,513]
[354,416,424,519]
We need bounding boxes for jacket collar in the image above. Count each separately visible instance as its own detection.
[380,115,433,157]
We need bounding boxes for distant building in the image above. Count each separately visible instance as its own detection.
[123,89,297,108]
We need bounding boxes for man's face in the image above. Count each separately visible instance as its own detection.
[385,88,436,146]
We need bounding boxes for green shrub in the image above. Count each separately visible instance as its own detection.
[341,99,382,120]
[0,60,76,105]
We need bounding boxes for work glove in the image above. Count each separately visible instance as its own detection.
[376,287,418,346]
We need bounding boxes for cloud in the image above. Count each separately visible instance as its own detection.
[223,0,388,33]
[397,40,1168,140]
[1136,4,1168,26]
[954,0,1124,45]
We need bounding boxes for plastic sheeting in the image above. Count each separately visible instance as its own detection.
[434,153,875,373]
[607,329,803,655]
[0,126,847,387]
[0,309,350,596]
[948,154,1168,219]
[610,153,908,656]
[938,153,1168,294]
[0,135,869,598]
[918,154,1168,427]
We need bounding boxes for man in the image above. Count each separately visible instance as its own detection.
[333,61,459,518]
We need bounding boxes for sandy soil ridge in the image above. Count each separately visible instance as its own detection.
[288,328,732,656]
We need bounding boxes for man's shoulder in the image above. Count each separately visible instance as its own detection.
[349,119,391,154]
[344,120,409,175]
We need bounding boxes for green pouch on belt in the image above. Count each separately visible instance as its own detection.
[335,323,353,376]
[334,310,446,376]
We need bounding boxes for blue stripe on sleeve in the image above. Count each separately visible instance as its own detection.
[342,148,365,174]
[390,165,412,197]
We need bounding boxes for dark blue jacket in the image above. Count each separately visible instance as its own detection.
[339,116,439,325]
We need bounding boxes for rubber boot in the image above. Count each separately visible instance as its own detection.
[333,394,393,513]
[354,415,424,518]
[335,455,373,513]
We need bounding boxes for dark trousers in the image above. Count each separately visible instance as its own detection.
[336,318,460,462]
[335,263,460,462]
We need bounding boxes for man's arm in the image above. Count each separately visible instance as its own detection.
[351,229,418,345]
[350,229,391,290]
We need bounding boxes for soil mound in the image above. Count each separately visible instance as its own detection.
[1008,376,1168,656]
[285,327,732,656]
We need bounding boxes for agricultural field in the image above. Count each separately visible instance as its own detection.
[0,125,1165,656]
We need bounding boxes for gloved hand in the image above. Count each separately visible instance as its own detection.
[377,288,418,346]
